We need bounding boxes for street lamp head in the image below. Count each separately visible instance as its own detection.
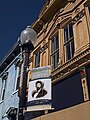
[20,26,37,47]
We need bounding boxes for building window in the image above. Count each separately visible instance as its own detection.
[64,22,74,61]
[35,51,40,68]
[88,5,90,13]
[84,2,90,18]
[14,65,21,91]
[51,33,59,69]
[0,72,8,100]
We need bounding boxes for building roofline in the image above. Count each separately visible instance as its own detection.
[0,40,20,73]
[32,0,68,33]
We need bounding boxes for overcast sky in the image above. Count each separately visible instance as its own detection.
[0,0,45,62]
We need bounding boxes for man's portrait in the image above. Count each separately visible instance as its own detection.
[32,81,47,98]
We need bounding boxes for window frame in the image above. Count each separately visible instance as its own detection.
[14,65,21,91]
[84,1,90,39]
[34,49,40,68]
[0,72,8,101]
[88,4,90,13]
[63,22,74,61]
[51,32,59,70]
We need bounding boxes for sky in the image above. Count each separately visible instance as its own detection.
[0,0,45,62]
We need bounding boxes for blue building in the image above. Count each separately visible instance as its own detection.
[0,26,37,120]
[0,41,22,119]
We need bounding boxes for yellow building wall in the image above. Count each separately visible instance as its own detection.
[33,101,90,120]
[26,0,90,119]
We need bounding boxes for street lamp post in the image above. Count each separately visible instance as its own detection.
[18,26,37,120]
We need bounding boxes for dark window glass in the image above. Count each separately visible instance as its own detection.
[86,65,90,97]
[52,39,55,53]
[69,23,74,38]
[51,33,59,69]
[56,34,59,49]
[16,65,21,90]
[1,72,8,100]
[64,23,74,61]
[66,43,71,60]
[35,51,40,67]
[52,72,83,112]
[71,40,75,57]
[2,78,7,100]
[88,5,90,14]
[64,27,68,42]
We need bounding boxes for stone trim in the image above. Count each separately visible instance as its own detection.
[52,47,90,83]
[72,9,85,24]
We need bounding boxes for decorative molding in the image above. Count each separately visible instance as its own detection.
[46,0,55,8]
[52,47,90,83]
[72,10,85,24]
[84,0,90,7]
[80,67,89,101]
[54,12,72,28]
[40,43,48,53]
[68,0,76,3]
[75,43,90,56]
[75,7,80,14]
[2,72,8,80]
[14,56,22,67]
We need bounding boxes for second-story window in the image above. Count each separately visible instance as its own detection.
[51,33,59,69]
[35,51,40,68]
[14,56,22,91]
[15,65,21,91]
[0,72,8,101]
[64,22,74,61]
[88,5,90,14]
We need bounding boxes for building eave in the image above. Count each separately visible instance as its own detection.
[32,0,68,33]
[0,40,20,73]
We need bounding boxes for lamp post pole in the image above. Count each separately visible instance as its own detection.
[18,26,37,120]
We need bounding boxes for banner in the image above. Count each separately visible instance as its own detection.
[27,66,52,111]
[31,65,51,80]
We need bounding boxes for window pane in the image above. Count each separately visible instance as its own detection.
[71,40,75,57]
[51,33,59,69]
[56,51,59,66]
[0,78,2,100]
[66,43,71,60]
[69,23,73,39]
[35,51,40,67]
[56,33,59,49]
[38,52,40,63]
[64,22,74,61]
[52,52,59,69]
[88,5,90,14]
[16,66,21,90]
[52,33,59,53]
[52,54,55,69]
[64,27,68,42]
[51,39,55,53]
[2,79,7,100]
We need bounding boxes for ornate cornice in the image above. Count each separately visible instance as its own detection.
[1,72,8,80]
[84,0,90,7]
[72,9,85,24]
[52,46,90,83]
[40,42,48,53]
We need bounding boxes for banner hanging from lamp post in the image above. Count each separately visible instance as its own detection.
[27,66,52,111]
